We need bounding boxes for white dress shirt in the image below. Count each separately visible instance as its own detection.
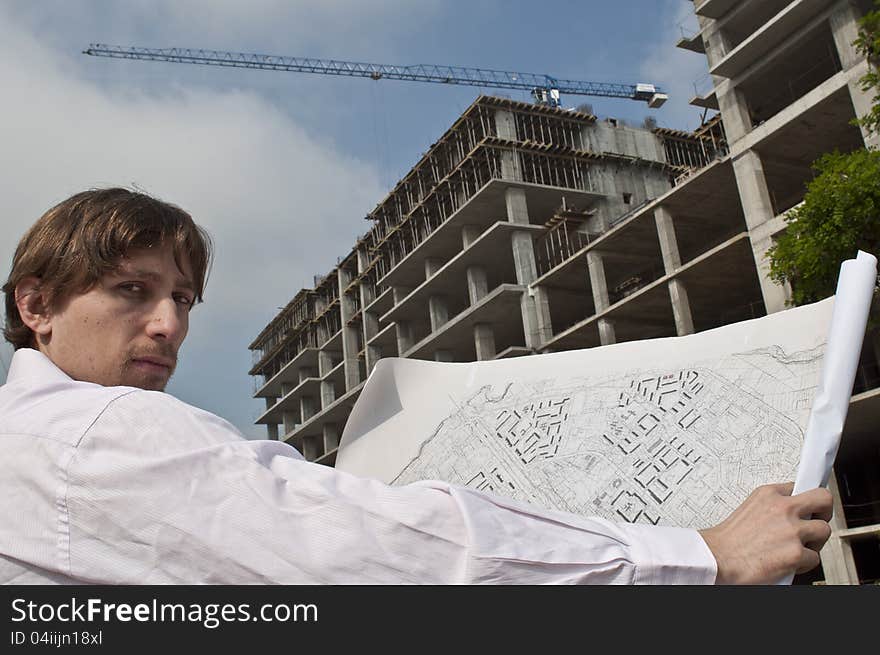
[0,348,717,584]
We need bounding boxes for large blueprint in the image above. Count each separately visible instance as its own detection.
[337,299,834,530]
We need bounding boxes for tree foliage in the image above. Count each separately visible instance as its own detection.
[855,0,880,137]
[768,149,880,305]
[768,2,880,307]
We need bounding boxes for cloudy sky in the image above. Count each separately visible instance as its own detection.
[0,0,710,438]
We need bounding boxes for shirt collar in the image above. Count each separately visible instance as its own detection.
[6,348,73,384]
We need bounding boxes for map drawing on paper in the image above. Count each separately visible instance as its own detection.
[337,299,835,530]
[390,346,823,530]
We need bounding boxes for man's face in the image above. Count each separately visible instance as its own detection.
[38,243,195,390]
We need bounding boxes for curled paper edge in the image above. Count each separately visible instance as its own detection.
[778,250,877,585]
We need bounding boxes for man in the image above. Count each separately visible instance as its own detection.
[0,188,832,584]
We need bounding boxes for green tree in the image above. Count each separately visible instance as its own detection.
[855,0,880,137]
[768,149,880,305]
[768,2,880,307]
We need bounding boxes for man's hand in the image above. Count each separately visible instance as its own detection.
[698,482,833,585]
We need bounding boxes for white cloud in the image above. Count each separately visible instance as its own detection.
[640,0,714,132]
[0,5,386,436]
[7,0,442,59]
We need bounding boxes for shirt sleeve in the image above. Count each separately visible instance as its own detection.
[63,391,717,584]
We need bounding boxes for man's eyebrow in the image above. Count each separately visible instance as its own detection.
[112,268,195,290]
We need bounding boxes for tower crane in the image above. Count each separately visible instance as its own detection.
[83,44,668,109]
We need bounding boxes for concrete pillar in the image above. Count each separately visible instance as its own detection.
[392,286,411,305]
[654,206,682,272]
[732,149,791,314]
[846,77,880,150]
[282,411,298,436]
[830,1,864,69]
[396,321,414,356]
[363,310,379,344]
[505,187,529,225]
[587,250,616,345]
[655,206,695,336]
[366,345,382,375]
[425,258,444,279]
[461,214,485,289]
[513,231,541,348]
[265,396,278,410]
[530,286,554,346]
[362,309,380,374]
[343,322,362,389]
[716,84,753,144]
[428,296,449,332]
[302,436,321,462]
[358,246,379,377]
[434,350,454,362]
[474,323,496,361]
[831,2,880,149]
[314,296,329,343]
[462,225,482,248]
[323,424,340,454]
[586,250,611,312]
[511,231,538,283]
[298,367,311,384]
[506,187,552,349]
[520,294,541,349]
[319,350,335,409]
[466,266,489,305]
[496,109,522,181]
[338,269,361,390]
[702,21,733,69]
[820,470,860,584]
[266,424,279,441]
[668,279,695,336]
[300,396,316,423]
[598,318,617,346]
[495,108,518,140]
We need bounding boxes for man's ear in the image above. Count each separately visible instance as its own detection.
[15,277,53,340]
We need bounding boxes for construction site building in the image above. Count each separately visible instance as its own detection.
[249,0,880,583]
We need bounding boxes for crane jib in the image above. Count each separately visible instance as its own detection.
[83,44,667,108]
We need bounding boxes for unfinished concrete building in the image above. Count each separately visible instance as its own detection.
[250,0,880,583]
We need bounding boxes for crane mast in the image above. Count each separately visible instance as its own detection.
[83,44,668,108]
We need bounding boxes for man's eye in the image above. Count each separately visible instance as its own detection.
[119,283,144,294]
[174,294,194,307]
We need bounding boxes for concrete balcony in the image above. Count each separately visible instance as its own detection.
[403,283,526,361]
[362,286,393,317]
[709,0,831,79]
[256,374,320,425]
[729,65,866,159]
[365,322,398,355]
[689,88,719,110]
[377,178,603,289]
[695,0,740,19]
[676,31,706,54]
[257,356,345,425]
[543,232,752,351]
[284,381,365,444]
[381,221,543,325]
[253,347,318,399]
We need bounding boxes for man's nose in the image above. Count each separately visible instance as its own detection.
[145,298,184,341]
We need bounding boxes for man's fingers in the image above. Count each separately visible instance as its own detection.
[794,487,833,520]
[795,547,821,575]
[767,481,795,496]
[799,519,832,549]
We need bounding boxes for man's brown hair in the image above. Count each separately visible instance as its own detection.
[3,188,213,350]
